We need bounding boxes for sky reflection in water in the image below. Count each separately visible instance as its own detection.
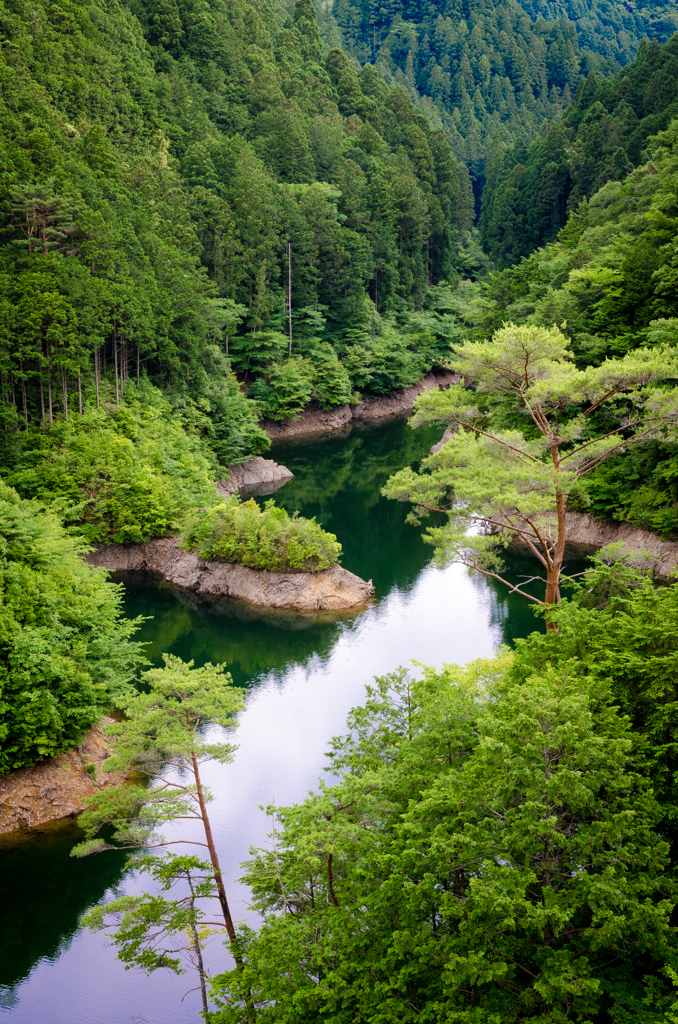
[0,416,549,1024]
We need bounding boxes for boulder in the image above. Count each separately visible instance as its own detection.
[216,456,294,498]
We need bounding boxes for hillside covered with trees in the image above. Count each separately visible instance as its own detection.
[330,0,678,197]
[6,1,678,1021]
[481,31,678,263]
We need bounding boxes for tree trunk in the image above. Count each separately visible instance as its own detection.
[190,753,239,950]
[288,242,292,356]
[186,872,210,1022]
[543,488,567,630]
[113,326,119,407]
[19,361,27,429]
[191,752,254,1019]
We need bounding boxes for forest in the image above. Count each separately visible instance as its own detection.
[3,0,678,1019]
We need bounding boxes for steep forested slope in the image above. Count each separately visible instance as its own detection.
[330,0,678,189]
[481,31,678,264]
[520,0,678,63]
[0,0,473,436]
[471,116,678,534]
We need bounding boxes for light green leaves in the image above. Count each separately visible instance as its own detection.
[387,323,678,602]
[182,495,341,573]
[102,655,243,773]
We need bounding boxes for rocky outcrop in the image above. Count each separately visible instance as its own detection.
[261,370,460,441]
[430,424,455,455]
[563,512,678,581]
[86,537,374,611]
[0,720,124,835]
[216,456,294,498]
[504,511,678,580]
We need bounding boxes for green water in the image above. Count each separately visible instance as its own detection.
[0,416,550,1024]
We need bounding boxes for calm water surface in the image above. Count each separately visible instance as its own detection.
[0,417,545,1023]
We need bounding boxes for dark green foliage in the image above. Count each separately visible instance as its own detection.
[0,481,144,773]
[469,115,678,525]
[0,0,473,483]
[481,33,678,265]
[511,560,678,853]
[182,496,342,571]
[331,0,624,192]
[520,0,678,65]
[474,119,678,360]
[211,617,678,1022]
[579,442,678,539]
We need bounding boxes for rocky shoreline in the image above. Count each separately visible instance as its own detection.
[261,369,460,442]
[86,537,375,612]
[0,720,124,836]
[562,512,678,580]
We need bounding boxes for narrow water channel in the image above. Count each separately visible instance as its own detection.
[0,416,546,1023]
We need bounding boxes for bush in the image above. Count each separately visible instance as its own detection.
[182,496,341,572]
[249,358,315,421]
[312,349,354,408]
[0,482,145,773]
[203,373,270,464]
[4,386,218,544]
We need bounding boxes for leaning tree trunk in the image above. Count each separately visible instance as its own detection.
[544,488,567,630]
[190,752,255,1020]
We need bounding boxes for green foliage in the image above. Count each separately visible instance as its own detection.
[575,441,678,538]
[249,358,315,421]
[310,349,354,409]
[0,481,145,773]
[384,322,678,605]
[3,385,218,544]
[182,496,342,573]
[211,640,677,1022]
[0,0,476,496]
[330,0,647,190]
[74,655,242,853]
[201,369,271,466]
[72,654,248,1002]
[481,34,678,266]
[470,116,678,530]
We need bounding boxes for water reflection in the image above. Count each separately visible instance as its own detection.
[0,821,128,998]
[0,415,560,1024]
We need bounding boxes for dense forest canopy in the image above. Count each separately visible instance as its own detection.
[6,0,678,1020]
[0,0,472,431]
[329,0,678,192]
[520,0,678,63]
[481,31,678,264]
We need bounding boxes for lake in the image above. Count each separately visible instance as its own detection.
[0,415,546,1023]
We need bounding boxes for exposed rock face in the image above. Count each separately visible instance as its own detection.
[352,370,461,421]
[261,404,353,441]
[0,720,123,835]
[86,537,375,611]
[216,456,294,498]
[430,424,455,455]
[564,512,678,581]
[261,370,460,441]
[505,511,678,580]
